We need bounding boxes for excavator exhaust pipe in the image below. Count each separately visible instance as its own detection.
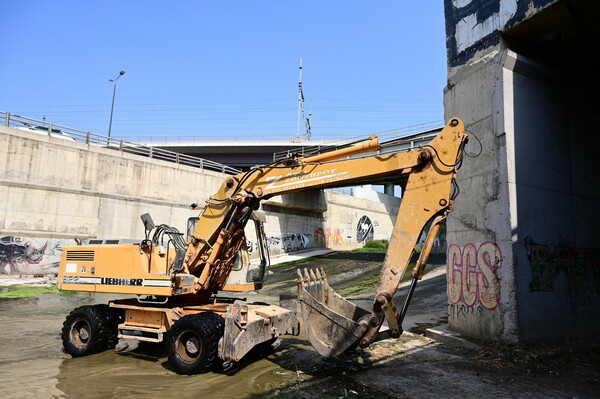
[297,268,372,357]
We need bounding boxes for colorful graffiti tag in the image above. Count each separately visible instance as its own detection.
[447,242,503,310]
[326,228,344,246]
[313,227,324,245]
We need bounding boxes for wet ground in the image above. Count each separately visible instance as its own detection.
[1,251,599,398]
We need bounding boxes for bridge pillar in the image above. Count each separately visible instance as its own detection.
[443,0,600,342]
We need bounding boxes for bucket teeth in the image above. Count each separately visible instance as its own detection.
[297,267,328,288]
[298,268,328,302]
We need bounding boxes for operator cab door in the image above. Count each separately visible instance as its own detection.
[219,211,270,292]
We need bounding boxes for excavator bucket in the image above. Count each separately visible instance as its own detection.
[297,268,371,357]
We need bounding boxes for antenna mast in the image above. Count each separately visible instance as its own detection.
[297,58,312,141]
[297,58,304,140]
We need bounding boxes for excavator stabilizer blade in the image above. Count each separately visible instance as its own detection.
[297,268,371,357]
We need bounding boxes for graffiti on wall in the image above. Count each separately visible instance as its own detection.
[526,237,600,295]
[356,215,374,243]
[448,302,485,322]
[326,228,344,246]
[260,233,312,255]
[283,234,310,252]
[0,236,67,275]
[313,228,324,246]
[444,0,554,66]
[447,242,503,310]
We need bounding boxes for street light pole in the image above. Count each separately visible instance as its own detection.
[108,70,126,139]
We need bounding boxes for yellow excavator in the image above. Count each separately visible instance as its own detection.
[57,118,467,374]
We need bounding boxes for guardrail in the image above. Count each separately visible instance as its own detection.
[0,111,241,175]
[272,130,440,162]
[325,187,353,196]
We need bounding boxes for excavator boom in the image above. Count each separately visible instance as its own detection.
[296,118,466,356]
[180,117,466,356]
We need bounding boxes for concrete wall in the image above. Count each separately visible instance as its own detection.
[0,125,401,275]
[443,0,600,341]
[0,125,224,275]
[0,125,224,239]
[324,191,400,247]
[246,189,400,256]
[508,55,600,340]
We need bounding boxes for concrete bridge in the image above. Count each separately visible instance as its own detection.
[134,124,441,172]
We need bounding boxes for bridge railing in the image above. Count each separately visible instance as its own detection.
[272,130,440,162]
[0,111,241,175]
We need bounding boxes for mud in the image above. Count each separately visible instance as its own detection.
[0,251,599,398]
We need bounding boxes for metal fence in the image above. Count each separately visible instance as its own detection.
[272,128,441,162]
[325,187,353,196]
[0,111,241,175]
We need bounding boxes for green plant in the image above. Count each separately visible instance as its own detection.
[363,239,389,250]
[0,285,61,298]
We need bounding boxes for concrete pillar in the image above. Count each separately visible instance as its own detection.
[383,183,394,196]
[443,0,600,341]
[444,49,518,341]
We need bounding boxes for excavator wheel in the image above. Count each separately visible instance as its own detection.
[167,313,224,375]
[61,305,117,357]
[95,304,124,349]
[196,311,225,330]
[196,312,226,370]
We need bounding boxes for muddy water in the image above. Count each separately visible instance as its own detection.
[0,291,315,398]
[0,252,447,399]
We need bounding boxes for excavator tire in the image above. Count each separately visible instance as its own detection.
[61,305,116,357]
[196,311,225,329]
[196,311,225,370]
[167,313,224,375]
[95,304,123,349]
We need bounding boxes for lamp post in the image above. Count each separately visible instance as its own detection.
[108,70,126,139]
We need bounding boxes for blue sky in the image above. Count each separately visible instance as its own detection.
[0,1,447,142]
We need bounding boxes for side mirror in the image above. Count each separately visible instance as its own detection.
[187,217,199,240]
[140,213,156,232]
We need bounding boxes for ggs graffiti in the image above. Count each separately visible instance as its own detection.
[447,242,503,310]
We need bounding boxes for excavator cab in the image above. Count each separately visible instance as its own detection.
[221,210,270,289]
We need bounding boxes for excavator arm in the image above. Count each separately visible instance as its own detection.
[183,118,467,356]
[297,118,466,356]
